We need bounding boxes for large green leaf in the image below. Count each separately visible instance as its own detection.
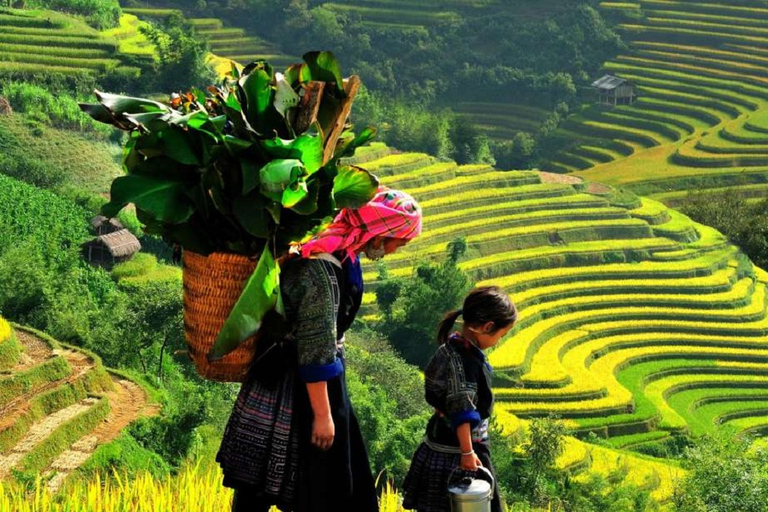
[103,174,194,224]
[284,63,303,87]
[336,126,377,160]
[289,177,320,215]
[157,127,201,166]
[302,51,344,94]
[274,72,300,119]
[332,165,379,208]
[282,177,309,209]
[123,111,168,131]
[239,66,275,133]
[260,130,323,175]
[135,127,200,166]
[210,249,280,360]
[94,90,169,115]
[223,135,253,156]
[233,191,271,238]
[241,159,261,195]
[225,90,242,112]
[259,159,304,203]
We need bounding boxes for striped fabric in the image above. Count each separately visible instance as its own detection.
[298,188,422,261]
[216,370,299,501]
[402,442,502,512]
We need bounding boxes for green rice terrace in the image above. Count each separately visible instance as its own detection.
[0,5,293,82]
[0,8,148,78]
[0,315,159,494]
[353,143,768,479]
[120,6,297,69]
[544,0,768,202]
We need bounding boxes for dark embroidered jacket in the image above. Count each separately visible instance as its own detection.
[423,335,494,446]
[280,256,362,382]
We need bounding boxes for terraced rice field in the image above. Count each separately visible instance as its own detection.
[317,1,565,143]
[453,102,551,141]
[323,0,566,30]
[0,8,142,78]
[544,0,768,202]
[352,147,768,491]
[0,316,159,493]
[122,8,297,68]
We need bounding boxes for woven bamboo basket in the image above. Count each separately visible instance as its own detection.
[182,250,260,382]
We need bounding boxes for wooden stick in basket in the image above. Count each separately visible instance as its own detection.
[322,75,361,165]
[293,80,325,134]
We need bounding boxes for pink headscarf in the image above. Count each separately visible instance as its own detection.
[298,188,422,261]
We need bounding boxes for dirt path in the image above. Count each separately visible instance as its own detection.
[44,375,161,493]
[0,397,100,478]
[9,330,51,372]
[0,331,96,432]
[538,171,584,185]
[0,329,160,491]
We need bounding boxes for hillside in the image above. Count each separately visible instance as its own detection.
[0,8,146,79]
[0,113,122,195]
[121,6,297,69]
[0,315,159,493]
[544,0,768,201]
[355,144,768,468]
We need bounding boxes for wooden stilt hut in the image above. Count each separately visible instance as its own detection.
[592,74,637,106]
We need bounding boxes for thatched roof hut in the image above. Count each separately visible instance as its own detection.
[0,97,11,115]
[90,215,124,236]
[82,229,141,268]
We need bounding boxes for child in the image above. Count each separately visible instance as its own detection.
[402,286,518,512]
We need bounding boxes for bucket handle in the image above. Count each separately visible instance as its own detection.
[447,465,495,496]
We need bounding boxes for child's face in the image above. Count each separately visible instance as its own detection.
[472,323,514,350]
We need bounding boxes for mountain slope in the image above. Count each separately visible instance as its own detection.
[355,145,768,467]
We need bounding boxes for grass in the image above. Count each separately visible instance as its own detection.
[111,254,181,283]
[0,356,70,408]
[0,463,407,512]
[0,114,123,195]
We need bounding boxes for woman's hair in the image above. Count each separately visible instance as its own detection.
[437,286,518,344]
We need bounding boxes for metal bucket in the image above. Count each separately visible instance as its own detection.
[448,466,494,512]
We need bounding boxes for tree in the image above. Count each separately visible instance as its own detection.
[449,116,495,165]
[493,132,537,170]
[678,187,768,270]
[673,434,768,512]
[375,238,470,367]
[140,13,216,92]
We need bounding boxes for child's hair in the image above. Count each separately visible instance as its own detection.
[437,286,518,344]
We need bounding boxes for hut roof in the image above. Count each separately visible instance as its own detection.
[97,229,141,257]
[91,215,123,230]
[0,96,11,115]
[591,74,631,91]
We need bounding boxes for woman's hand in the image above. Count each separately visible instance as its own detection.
[460,451,483,471]
[311,413,335,451]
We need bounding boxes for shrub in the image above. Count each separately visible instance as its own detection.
[26,0,121,29]
[1,81,114,137]
[674,434,768,512]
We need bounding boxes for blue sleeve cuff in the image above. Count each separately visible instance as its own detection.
[298,358,344,383]
[450,410,481,430]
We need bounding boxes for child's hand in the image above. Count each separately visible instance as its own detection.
[312,414,335,451]
[460,451,483,471]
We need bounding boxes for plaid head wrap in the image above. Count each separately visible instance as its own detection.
[298,188,422,261]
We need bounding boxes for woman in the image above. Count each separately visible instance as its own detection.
[217,188,422,512]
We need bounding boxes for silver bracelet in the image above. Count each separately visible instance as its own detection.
[461,450,474,456]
